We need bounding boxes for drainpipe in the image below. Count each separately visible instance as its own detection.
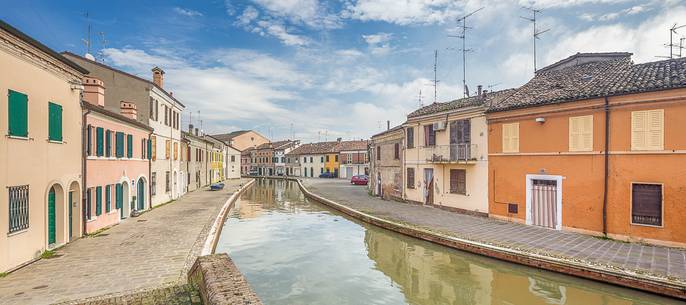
[81,106,91,237]
[602,96,610,236]
[148,130,153,210]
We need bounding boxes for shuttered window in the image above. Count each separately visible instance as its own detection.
[632,183,662,226]
[48,102,62,141]
[173,142,178,160]
[8,90,28,137]
[449,169,466,195]
[406,168,415,189]
[151,173,157,196]
[95,186,102,216]
[151,136,157,161]
[8,185,29,233]
[85,189,92,220]
[115,183,123,210]
[105,130,112,157]
[424,125,436,146]
[115,132,125,157]
[96,127,104,156]
[105,185,111,213]
[377,146,381,160]
[407,127,414,149]
[394,143,400,160]
[165,140,171,159]
[165,171,171,192]
[87,125,93,156]
[631,109,663,151]
[148,139,153,160]
[502,123,519,153]
[569,115,593,152]
[127,134,133,158]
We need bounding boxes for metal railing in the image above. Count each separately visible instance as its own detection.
[421,144,478,162]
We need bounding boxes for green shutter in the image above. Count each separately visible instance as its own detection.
[95,186,102,216]
[147,139,152,160]
[115,183,122,209]
[8,90,28,137]
[87,125,92,155]
[116,132,124,157]
[105,185,111,213]
[105,130,112,157]
[127,134,133,158]
[48,102,62,141]
[96,127,104,156]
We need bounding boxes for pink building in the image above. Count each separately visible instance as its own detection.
[82,77,153,233]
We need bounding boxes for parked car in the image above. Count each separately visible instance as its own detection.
[350,175,368,185]
[319,172,335,178]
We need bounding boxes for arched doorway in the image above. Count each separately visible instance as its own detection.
[137,178,146,211]
[46,183,65,247]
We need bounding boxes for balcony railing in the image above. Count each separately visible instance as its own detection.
[421,144,478,163]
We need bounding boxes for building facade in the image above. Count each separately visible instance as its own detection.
[206,135,226,183]
[337,140,369,179]
[225,144,241,179]
[182,129,211,192]
[370,126,404,200]
[288,142,338,178]
[81,77,152,233]
[212,130,269,151]
[1,21,88,271]
[487,52,686,247]
[272,140,299,176]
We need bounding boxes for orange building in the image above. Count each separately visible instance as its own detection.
[487,53,686,247]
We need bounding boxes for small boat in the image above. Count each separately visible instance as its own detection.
[210,183,225,191]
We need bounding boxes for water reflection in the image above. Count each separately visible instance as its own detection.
[217,179,683,305]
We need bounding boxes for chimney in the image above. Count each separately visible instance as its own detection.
[120,101,138,120]
[337,137,342,143]
[477,85,482,97]
[194,128,199,136]
[82,77,105,106]
[152,66,165,88]
[387,120,390,130]
[189,124,194,133]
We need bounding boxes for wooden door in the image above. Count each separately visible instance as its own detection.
[48,189,56,245]
[138,180,145,210]
[68,191,73,241]
[531,179,557,229]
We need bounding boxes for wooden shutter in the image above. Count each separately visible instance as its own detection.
[647,110,664,150]
[450,169,466,194]
[406,168,415,189]
[569,115,593,152]
[165,140,170,159]
[48,102,62,141]
[127,134,133,158]
[151,136,156,161]
[631,111,648,150]
[105,185,111,213]
[502,123,519,153]
[115,132,125,157]
[407,127,414,149]
[105,130,112,157]
[96,127,104,156]
[95,186,102,216]
[8,90,28,137]
[174,142,178,160]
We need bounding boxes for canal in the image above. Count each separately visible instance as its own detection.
[216,179,682,305]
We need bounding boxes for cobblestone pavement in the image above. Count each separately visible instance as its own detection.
[302,178,686,284]
[57,284,202,305]
[0,179,247,305]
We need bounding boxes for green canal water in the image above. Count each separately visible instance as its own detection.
[216,179,683,305]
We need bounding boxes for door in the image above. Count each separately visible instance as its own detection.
[423,169,434,205]
[346,167,353,179]
[68,191,73,241]
[117,184,124,219]
[531,179,557,229]
[450,120,471,160]
[48,188,56,245]
[138,179,145,210]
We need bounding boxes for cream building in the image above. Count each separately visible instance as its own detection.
[0,21,87,272]
[212,130,269,151]
[403,89,513,216]
[288,142,338,178]
[225,144,241,179]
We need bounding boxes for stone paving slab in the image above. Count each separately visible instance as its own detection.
[0,179,247,305]
[302,178,686,284]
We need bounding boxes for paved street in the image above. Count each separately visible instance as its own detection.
[302,178,686,284]
[0,179,247,305]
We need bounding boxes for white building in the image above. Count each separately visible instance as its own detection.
[225,145,241,179]
[272,140,300,176]
[288,142,338,178]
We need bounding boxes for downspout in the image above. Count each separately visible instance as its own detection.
[148,130,153,210]
[81,106,91,237]
[602,96,610,236]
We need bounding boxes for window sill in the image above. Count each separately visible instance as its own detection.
[630,222,663,228]
[48,139,64,144]
[86,217,97,223]
[6,135,29,140]
[7,229,28,237]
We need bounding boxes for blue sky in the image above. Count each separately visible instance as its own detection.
[2,0,685,142]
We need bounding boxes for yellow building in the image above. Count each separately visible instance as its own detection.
[324,153,339,176]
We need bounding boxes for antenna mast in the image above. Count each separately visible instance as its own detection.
[433,50,438,103]
[665,24,686,58]
[449,7,484,98]
[82,12,92,56]
[418,89,424,108]
[97,32,108,62]
[521,7,550,72]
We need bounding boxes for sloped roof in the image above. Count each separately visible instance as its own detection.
[287,142,338,155]
[488,53,686,112]
[255,140,295,150]
[82,102,152,131]
[212,130,250,142]
[408,88,516,118]
[335,140,368,152]
[371,125,404,139]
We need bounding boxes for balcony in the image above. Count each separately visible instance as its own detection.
[421,144,478,164]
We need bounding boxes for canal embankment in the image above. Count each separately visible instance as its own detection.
[296,178,686,300]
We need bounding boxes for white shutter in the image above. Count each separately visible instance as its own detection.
[511,123,519,152]
[647,109,664,150]
[570,115,593,151]
[502,124,510,152]
[503,123,519,153]
[569,117,579,151]
[631,111,648,150]
[581,115,593,151]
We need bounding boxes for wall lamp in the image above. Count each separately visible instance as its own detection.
[535,117,546,124]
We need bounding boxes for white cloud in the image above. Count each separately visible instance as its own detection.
[518,0,629,9]
[235,6,259,26]
[173,7,203,17]
[362,32,393,55]
[343,0,463,25]
[256,20,310,46]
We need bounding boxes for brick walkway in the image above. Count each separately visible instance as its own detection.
[0,179,247,305]
[303,178,686,284]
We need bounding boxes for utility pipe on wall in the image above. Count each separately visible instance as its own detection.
[602,96,610,236]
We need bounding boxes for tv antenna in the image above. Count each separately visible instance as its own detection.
[521,7,550,72]
[448,7,484,98]
[81,12,93,56]
[417,89,424,108]
[97,32,108,62]
[430,50,439,103]
[665,24,686,58]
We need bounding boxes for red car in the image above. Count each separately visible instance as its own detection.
[351,175,368,185]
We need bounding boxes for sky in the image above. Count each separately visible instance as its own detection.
[2,0,685,142]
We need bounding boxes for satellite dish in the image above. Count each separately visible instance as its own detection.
[85,53,96,61]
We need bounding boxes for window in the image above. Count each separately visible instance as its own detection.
[8,90,28,137]
[321,156,324,163]
[155,100,159,121]
[320,168,324,174]
[48,102,62,141]
[377,146,381,160]
[303,157,307,163]
[173,142,178,160]
[8,185,29,233]
[86,189,92,220]
[87,125,93,156]
[326,155,330,162]
[149,97,154,117]
[115,132,125,158]
[310,157,313,163]
[105,185,111,213]
[115,183,123,210]
[407,127,415,149]
[631,109,664,151]
[165,140,171,159]
[151,136,157,161]
[450,169,466,195]
[127,134,133,158]
[424,124,436,146]
[406,168,415,189]
[141,139,146,159]
[105,130,112,157]
[502,123,520,153]
[231,155,236,162]
[151,172,157,196]
[569,115,593,152]
[632,183,662,226]
[96,127,104,156]
[165,171,171,193]
[95,186,102,216]
[394,143,400,160]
